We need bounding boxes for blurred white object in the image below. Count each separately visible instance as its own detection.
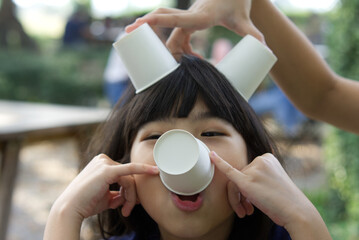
[104,31,128,84]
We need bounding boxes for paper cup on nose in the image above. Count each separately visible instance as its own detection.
[113,23,180,93]
[153,129,215,196]
[216,35,277,101]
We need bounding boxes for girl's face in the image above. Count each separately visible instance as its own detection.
[131,99,248,240]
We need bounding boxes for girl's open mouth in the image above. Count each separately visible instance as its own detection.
[171,192,203,212]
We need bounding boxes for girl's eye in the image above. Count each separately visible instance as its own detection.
[144,134,162,140]
[201,131,225,137]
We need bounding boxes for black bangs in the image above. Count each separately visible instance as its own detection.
[123,56,199,131]
[125,55,246,130]
[139,60,199,120]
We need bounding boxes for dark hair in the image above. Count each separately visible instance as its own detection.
[86,55,283,240]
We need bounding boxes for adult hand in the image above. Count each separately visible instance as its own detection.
[53,154,159,220]
[125,0,264,60]
[210,152,316,228]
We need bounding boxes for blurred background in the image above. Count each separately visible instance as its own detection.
[1,0,359,239]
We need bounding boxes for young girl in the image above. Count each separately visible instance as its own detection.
[44,55,331,240]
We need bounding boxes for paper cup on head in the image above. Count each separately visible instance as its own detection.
[113,23,179,93]
[216,35,277,101]
[153,129,215,196]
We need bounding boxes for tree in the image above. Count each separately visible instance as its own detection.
[0,0,36,49]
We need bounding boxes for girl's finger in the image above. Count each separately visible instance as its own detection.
[210,151,246,185]
[117,177,137,217]
[116,163,159,175]
[94,153,114,163]
[108,191,125,209]
[107,163,159,184]
[242,197,254,216]
[227,181,246,218]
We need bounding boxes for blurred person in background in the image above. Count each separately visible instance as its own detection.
[249,83,307,138]
[63,8,91,47]
[103,30,130,106]
[210,38,232,64]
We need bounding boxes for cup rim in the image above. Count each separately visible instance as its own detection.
[159,162,215,196]
[113,23,149,47]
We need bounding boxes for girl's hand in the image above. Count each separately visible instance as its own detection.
[53,154,159,220]
[125,0,263,60]
[210,152,319,228]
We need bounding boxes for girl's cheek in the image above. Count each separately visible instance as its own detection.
[215,150,247,170]
[131,143,156,165]
[135,174,164,206]
[208,172,233,211]
[212,169,229,188]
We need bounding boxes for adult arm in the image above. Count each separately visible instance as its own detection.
[251,0,359,134]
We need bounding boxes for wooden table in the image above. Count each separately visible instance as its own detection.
[0,100,110,240]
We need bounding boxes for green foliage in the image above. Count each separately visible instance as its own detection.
[304,188,357,238]
[0,45,109,106]
[208,26,242,46]
[326,0,359,79]
[324,128,359,220]
[323,0,359,236]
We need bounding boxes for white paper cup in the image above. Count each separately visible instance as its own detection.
[216,35,277,101]
[153,129,215,196]
[113,23,180,93]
